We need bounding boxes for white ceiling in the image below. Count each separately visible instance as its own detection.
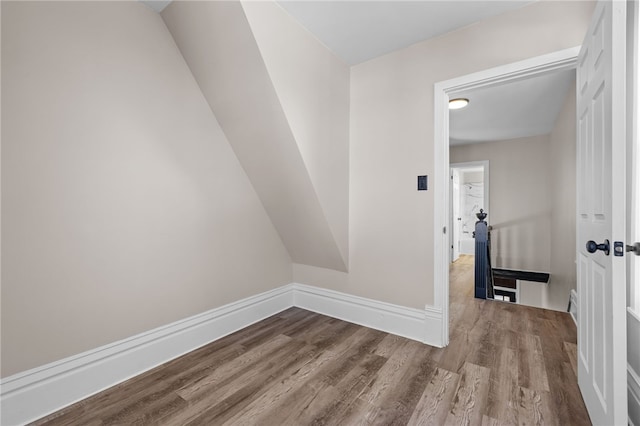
[140,0,171,13]
[277,0,573,145]
[141,0,571,144]
[449,69,575,145]
[143,0,533,52]
[277,1,534,65]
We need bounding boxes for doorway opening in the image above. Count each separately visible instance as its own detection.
[450,161,489,263]
[433,47,580,347]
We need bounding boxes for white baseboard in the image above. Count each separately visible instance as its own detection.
[0,283,443,425]
[630,364,640,426]
[569,289,578,326]
[0,285,294,426]
[292,283,443,347]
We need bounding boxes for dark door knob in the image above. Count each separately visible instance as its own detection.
[586,239,610,256]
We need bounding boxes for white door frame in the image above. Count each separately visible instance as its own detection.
[450,161,490,260]
[433,47,580,346]
[629,0,640,319]
[450,167,461,262]
[629,3,640,423]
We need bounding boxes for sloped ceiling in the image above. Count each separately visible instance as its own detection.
[142,0,535,66]
[143,0,534,62]
[161,1,348,271]
[153,0,570,271]
[242,1,350,266]
[145,1,566,145]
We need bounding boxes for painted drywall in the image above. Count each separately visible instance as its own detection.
[295,0,593,309]
[462,171,483,184]
[451,135,552,273]
[1,1,292,377]
[242,2,350,265]
[161,1,346,272]
[548,81,578,311]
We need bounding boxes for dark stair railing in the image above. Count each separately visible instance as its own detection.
[474,209,494,300]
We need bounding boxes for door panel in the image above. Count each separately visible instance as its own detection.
[592,260,606,406]
[576,2,627,425]
[593,83,606,218]
[578,252,589,370]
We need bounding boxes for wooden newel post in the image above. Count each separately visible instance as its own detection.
[474,209,491,299]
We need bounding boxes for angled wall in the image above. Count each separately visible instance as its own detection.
[1,1,292,377]
[161,1,347,272]
[242,1,350,266]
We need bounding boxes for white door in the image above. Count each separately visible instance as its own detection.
[576,1,628,425]
[451,168,461,262]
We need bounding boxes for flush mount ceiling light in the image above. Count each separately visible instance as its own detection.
[449,98,469,110]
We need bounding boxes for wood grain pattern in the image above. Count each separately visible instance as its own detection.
[517,334,550,392]
[517,386,556,426]
[408,368,460,425]
[485,345,519,424]
[445,362,491,425]
[32,255,590,425]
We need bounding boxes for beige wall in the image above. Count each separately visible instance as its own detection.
[1,1,292,377]
[548,82,578,311]
[161,1,347,272]
[296,1,594,309]
[451,135,553,273]
[462,171,484,184]
[242,2,351,265]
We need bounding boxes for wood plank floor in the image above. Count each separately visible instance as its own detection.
[33,255,590,425]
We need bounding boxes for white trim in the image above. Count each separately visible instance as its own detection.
[0,283,442,425]
[570,289,578,326]
[629,0,640,326]
[629,363,640,426]
[292,283,443,347]
[0,285,294,426]
[434,46,581,347]
[632,0,640,376]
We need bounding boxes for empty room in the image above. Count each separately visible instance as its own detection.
[2,1,639,425]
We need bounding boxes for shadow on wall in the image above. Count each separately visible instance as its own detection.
[490,210,552,272]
